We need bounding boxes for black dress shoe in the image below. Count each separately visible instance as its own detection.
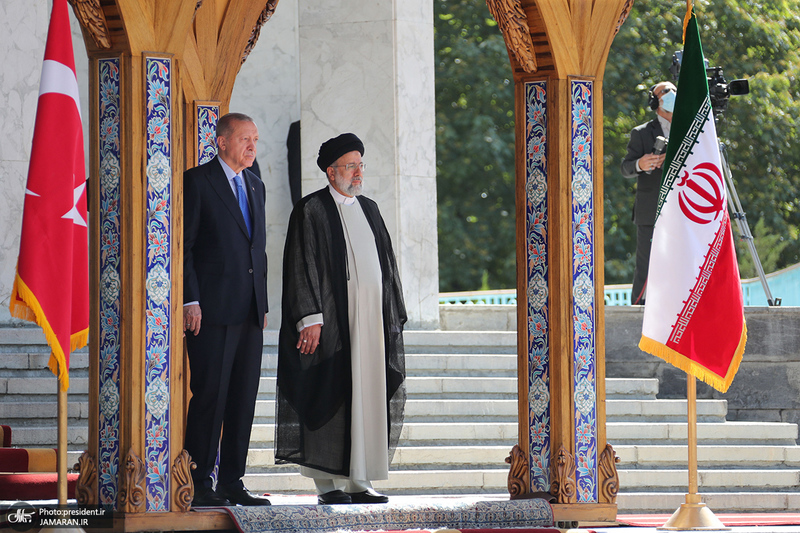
[317,490,352,505]
[192,487,231,507]
[347,489,389,504]
[217,484,272,506]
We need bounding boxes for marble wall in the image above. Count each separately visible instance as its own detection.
[230,0,301,330]
[298,0,439,328]
[0,0,439,329]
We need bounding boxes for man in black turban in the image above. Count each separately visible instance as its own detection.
[275,133,407,505]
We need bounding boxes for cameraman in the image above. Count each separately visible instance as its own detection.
[620,81,676,305]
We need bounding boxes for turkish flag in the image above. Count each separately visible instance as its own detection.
[9,0,89,391]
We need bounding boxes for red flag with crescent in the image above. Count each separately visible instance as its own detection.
[9,0,89,390]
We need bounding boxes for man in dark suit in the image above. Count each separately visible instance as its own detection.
[621,81,676,305]
[183,112,270,507]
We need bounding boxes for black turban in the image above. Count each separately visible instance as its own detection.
[316,133,364,172]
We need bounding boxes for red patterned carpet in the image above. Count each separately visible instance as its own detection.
[616,514,800,527]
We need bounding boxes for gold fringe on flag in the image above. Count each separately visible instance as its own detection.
[682,0,693,43]
[9,271,88,391]
[639,321,747,394]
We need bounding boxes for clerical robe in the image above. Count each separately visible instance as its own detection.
[275,187,407,477]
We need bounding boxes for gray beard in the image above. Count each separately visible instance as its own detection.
[334,176,362,196]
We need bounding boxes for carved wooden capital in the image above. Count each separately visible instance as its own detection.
[241,0,280,68]
[173,450,197,512]
[120,448,146,512]
[550,445,577,504]
[486,0,537,73]
[67,0,111,50]
[599,443,621,503]
[505,444,531,499]
[75,451,98,506]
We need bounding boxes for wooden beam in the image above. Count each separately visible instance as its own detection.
[532,0,579,77]
[115,0,155,54]
[586,0,630,76]
[155,1,197,54]
[210,0,267,98]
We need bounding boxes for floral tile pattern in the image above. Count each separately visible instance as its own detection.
[525,80,550,492]
[97,57,121,508]
[570,78,597,503]
[197,104,219,164]
[144,56,172,511]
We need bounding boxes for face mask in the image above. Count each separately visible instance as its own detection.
[661,90,676,113]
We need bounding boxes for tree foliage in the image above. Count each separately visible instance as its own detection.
[436,0,800,291]
[604,0,800,282]
[435,0,516,292]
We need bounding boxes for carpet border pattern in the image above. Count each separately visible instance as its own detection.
[223,498,553,533]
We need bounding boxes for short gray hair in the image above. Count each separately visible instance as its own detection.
[216,112,255,140]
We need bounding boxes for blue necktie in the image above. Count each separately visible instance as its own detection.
[233,174,252,238]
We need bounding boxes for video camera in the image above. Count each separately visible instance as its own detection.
[669,51,749,114]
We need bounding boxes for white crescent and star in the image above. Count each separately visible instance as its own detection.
[24,59,86,227]
[61,180,87,227]
[39,59,82,120]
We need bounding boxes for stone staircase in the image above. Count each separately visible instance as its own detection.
[2,327,799,512]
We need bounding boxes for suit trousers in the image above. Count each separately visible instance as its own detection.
[184,308,262,490]
[632,224,654,305]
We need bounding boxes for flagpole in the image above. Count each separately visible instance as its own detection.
[57,382,68,505]
[658,375,728,530]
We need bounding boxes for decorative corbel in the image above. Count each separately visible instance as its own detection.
[241,0,280,68]
[550,445,577,504]
[75,451,98,506]
[173,450,196,512]
[599,443,621,503]
[67,0,112,50]
[485,0,537,73]
[119,448,146,512]
[505,444,530,499]
[615,0,634,36]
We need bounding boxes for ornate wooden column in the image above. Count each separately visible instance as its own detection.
[69,0,277,528]
[488,0,630,524]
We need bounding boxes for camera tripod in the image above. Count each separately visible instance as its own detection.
[718,142,780,306]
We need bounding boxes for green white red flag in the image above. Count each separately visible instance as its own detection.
[638,9,746,393]
[9,0,89,390]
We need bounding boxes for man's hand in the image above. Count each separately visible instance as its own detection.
[639,153,666,172]
[264,315,268,330]
[297,324,321,355]
[184,304,202,336]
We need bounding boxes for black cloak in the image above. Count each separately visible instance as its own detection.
[275,187,407,476]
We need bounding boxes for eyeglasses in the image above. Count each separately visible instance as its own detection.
[331,162,366,172]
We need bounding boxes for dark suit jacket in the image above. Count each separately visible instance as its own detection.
[620,118,664,226]
[184,156,268,326]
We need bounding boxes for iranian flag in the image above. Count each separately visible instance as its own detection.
[638,10,746,393]
[9,0,89,391]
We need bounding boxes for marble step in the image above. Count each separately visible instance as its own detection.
[250,421,799,446]
[244,444,800,471]
[615,444,800,467]
[405,354,517,376]
[617,491,800,513]
[241,467,800,496]
[12,420,797,451]
[255,376,659,400]
[0,376,89,396]
[403,331,516,354]
[250,397,729,423]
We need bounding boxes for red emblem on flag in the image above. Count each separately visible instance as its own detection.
[677,162,725,225]
[9,0,89,390]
